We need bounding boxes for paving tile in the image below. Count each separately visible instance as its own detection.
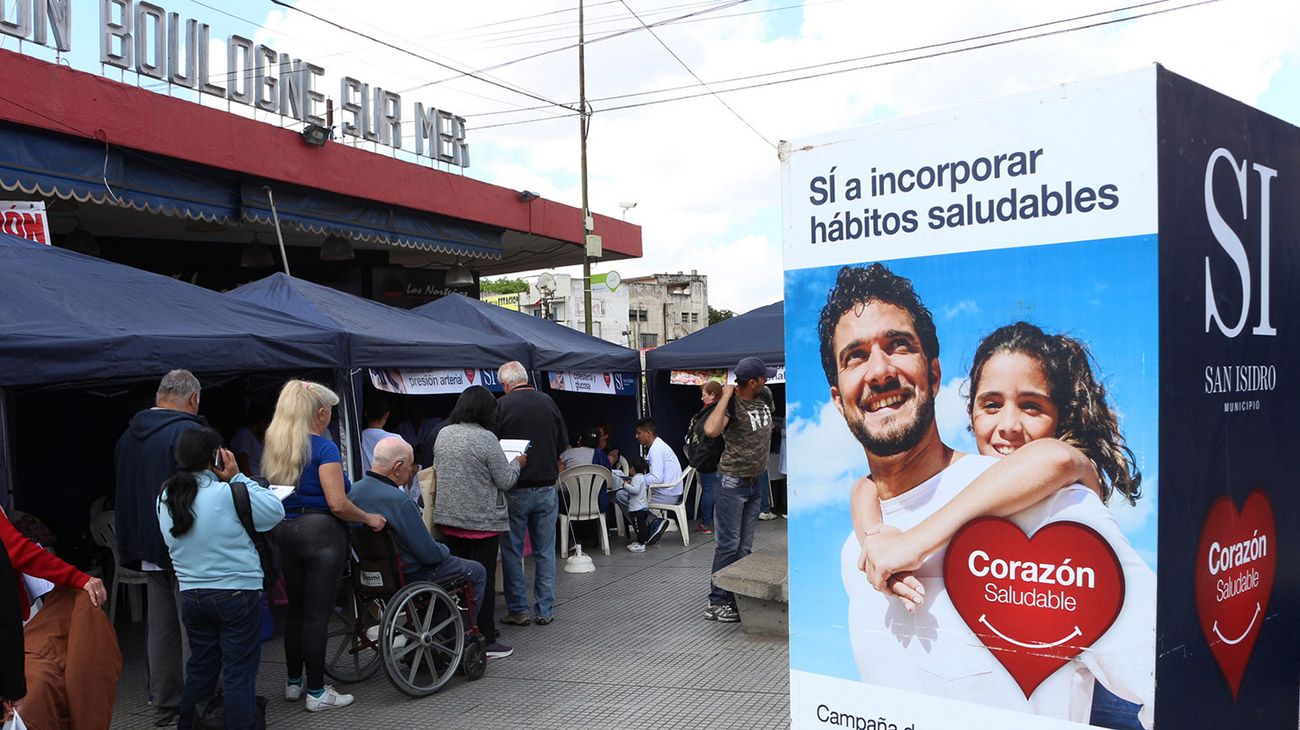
[109,520,791,729]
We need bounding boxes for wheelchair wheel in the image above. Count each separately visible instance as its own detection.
[380,582,464,697]
[324,591,384,683]
[461,633,486,681]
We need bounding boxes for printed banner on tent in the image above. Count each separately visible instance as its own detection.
[1,202,51,244]
[369,368,501,395]
[547,370,635,396]
[669,366,786,386]
[781,67,1300,730]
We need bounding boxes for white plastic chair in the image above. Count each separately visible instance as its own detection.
[90,511,147,623]
[648,467,698,547]
[557,465,613,557]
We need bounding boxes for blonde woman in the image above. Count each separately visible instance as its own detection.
[263,380,385,713]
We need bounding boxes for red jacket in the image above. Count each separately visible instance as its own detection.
[1,507,90,620]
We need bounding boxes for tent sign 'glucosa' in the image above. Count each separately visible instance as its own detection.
[0,0,469,168]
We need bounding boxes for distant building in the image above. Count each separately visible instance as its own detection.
[490,272,630,346]
[480,270,709,350]
[625,271,709,349]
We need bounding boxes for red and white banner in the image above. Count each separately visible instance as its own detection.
[1,201,52,244]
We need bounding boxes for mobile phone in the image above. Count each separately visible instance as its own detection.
[213,448,224,470]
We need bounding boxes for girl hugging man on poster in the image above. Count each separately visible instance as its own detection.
[819,263,1155,729]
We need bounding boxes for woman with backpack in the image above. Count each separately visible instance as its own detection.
[684,381,725,533]
[156,427,285,730]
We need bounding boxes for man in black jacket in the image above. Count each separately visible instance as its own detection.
[495,361,567,626]
[114,370,204,726]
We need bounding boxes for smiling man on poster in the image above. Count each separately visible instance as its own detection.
[819,262,1155,728]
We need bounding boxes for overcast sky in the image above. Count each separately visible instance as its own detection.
[24,0,1300,312]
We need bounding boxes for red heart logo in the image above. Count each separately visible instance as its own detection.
[944,517,1125,698]
[603,372,611,387]
[1194,490,1276,700]
[465,369,476,384]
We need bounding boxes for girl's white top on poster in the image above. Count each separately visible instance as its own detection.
[839,454,1154,728]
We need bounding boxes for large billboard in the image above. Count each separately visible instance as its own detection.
[782,67,1297,729]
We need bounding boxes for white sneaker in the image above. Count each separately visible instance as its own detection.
[758,512,777,521]
[284,681,304,702]
[305,685,354,712]
[626,542,646,553]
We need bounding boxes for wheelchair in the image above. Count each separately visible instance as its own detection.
[324,527,487,696]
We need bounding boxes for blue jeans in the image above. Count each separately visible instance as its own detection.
[407,554,487,617]
[177,588,263,730]
[1089,682,1144,729]
[709,471,766,607]
[697,470,719,528]
[501,486,558,618]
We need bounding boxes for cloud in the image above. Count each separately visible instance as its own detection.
[786,400,867,514]
[235,0,1300,314]
[942,300,979,321]
[935,376,977,454]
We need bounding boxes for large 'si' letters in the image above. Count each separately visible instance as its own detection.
[1204,148,1277,338]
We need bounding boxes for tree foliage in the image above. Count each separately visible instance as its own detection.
[480,277,530,294]
[708,306,736,325]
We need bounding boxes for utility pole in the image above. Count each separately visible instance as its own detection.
[579,0,593,335]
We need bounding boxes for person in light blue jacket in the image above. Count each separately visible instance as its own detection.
[157,427,284,730]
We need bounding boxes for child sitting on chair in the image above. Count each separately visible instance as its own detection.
[612,456,651,553]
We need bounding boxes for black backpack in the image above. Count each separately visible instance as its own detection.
[683,405,724,472]
[229,479,281,592]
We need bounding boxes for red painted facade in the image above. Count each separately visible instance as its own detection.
[0,49,640,257]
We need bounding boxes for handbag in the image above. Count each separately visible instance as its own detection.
[229,480,282,592]
[192,690,268,730]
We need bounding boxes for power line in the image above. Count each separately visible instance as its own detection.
[468,0,1219,129]
[268,0,576,112]
[617,0,775,148]
[431,0,739,49]
[398,0,751,95]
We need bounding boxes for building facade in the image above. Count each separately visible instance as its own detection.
[625,272,709,348]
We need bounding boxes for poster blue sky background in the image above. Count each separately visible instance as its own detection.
[784,234,1158,681]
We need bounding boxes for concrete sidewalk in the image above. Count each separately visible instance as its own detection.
[109,520,791,729]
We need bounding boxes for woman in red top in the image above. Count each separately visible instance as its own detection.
[1,506,106,620]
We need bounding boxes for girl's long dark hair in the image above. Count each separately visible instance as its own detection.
[968,322,1142,505]
[161,427,222,538]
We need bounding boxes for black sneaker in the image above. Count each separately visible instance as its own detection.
[714,604,741,623]
[646,518,670,546]
[485,642,514,659]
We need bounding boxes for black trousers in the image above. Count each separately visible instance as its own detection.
[442,533,501,644]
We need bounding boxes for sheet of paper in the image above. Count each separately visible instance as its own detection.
[499,439,530,460]
[269,484,296,501]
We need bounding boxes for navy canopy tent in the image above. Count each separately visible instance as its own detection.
[413,294,642,456]
[228,274,537,475]
[644,301,785,471]
[413,294,639,372]
[227,273,529,369]
[0,234,345,386]
[0,233,346,516]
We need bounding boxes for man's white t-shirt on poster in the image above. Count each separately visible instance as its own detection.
[840,454,1155,729]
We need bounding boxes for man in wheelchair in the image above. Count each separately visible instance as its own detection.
[349,438,485,611]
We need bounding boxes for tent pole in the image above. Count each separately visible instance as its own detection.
[336,369,359,481]
[263,185,292,277]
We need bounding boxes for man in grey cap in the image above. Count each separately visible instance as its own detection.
[701,357,776,623]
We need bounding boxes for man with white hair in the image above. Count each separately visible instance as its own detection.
[114,369,205,726]
[348,438,486,615]
[495,360,567,626]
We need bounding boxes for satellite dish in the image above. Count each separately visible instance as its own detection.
[537,272,557,295]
